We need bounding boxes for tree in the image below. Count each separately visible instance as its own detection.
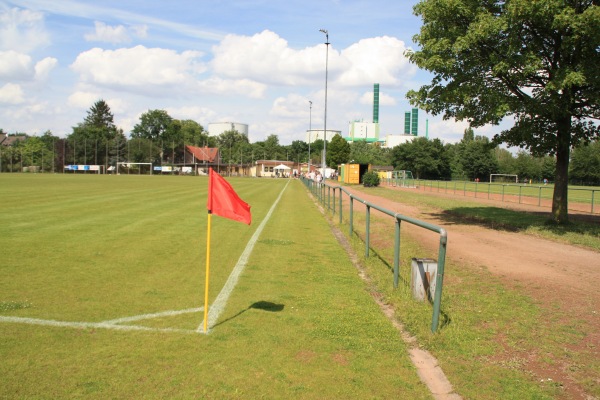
[288,140,309,164]
[68,100,119,168]
[131,109,173,141]
[407,0,600,224]
[178,120,210,147]
[84,100,116,132]
[326,134,350,169]
[456,136,499,181]
[494,148,516,175]
[570,140,600,185]
[217,130,250,164]
[349,140,392,166]
[131,109,175,163]
[391,137,451,179]
[263,134,284,160]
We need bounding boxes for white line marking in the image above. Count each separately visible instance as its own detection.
[0,315,195,334]
[200,180,290,333]
[101,307,202,324]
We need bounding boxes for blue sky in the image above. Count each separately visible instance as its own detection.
[0,0,500,144]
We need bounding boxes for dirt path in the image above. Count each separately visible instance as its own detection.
[342,185,600,399]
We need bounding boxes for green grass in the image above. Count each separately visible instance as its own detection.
[0,174,428,399]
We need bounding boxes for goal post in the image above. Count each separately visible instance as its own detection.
[116,162,153,175]
[490,174,518,183]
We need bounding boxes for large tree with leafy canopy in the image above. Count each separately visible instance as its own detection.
[407,0,600,224]
[68,99,120,167]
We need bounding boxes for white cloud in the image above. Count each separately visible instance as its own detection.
[84,22,148,44]
[360,90,396,106]
[0,7,49,52]
[0,83,25,104]
[0,51,56,82]
[166,105,216,123]
[427,117,470,143]
[130,25,148,39]
[270,93,310,118]
[67,90,102,109]
[211,31,417,90]
[196,77,266,99]
[85,21,131,44]
[338,36,415,86]
[34,57,57,81]
[212,30,328,86]
[70,46,207,95]
[0,50,33,80]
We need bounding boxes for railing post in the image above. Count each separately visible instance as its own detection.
[538,186,542,207]
[332,186,336,215]
[339,188,343,224]
[431,229,447,333]
[349,196,354,238]
[365,204,370,258]
[393,217,401,288]
[592,190,596,214]
[519,185,522,204]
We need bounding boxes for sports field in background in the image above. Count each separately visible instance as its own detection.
[0,174,430,399]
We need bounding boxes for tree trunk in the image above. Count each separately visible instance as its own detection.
[551,117,571,224]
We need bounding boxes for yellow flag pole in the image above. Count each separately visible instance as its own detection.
[203,212,212,333]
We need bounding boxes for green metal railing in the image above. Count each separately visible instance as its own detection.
[302,178,448,333]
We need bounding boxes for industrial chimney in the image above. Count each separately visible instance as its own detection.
[373,83,380,124]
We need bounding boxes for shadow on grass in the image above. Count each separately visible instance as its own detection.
[427,207,600,238]
[213,301,285,328]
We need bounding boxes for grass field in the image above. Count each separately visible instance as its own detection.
[0,174,429,398]
[2,174,598,399]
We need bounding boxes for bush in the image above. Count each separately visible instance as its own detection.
[362,171,380,187]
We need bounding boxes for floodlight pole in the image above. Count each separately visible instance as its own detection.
[308,100,312,174]
[319,29,329,181]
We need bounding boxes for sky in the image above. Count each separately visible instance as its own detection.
[0,0,505,145]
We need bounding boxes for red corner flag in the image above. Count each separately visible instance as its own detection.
[207,168,251,225]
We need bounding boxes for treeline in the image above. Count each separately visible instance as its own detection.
[1,100,599,185]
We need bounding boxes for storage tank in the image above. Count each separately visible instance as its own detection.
[208,122,249,137]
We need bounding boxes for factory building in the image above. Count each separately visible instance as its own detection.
[345,83,383,144]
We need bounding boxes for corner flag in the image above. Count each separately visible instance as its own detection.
[207,168,251,225]
[203,168,251,333]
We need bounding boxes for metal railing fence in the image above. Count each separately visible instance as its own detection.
[386,179,599,214]
[302,177,448,333]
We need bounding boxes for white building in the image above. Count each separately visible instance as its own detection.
[305,129,342,142]
[383,134,416,149]
[346,121,380,143]
[208,122,249,137]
